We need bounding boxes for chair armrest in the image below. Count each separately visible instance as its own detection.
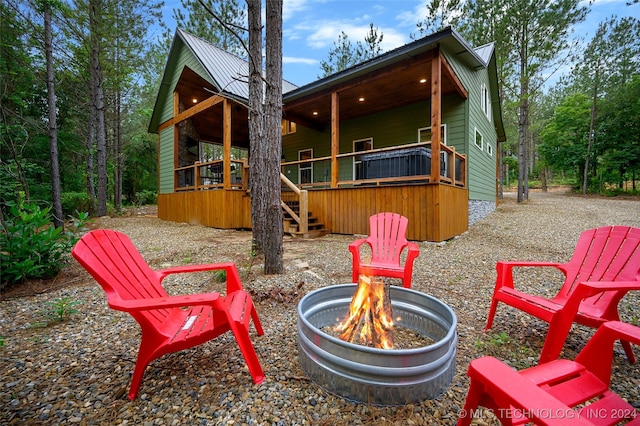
[155,261,238,280]
[495,260,568,289]
[108,292,221,312]
[467,357,592,425]
[156,262,245,294]
[348,238,368,252]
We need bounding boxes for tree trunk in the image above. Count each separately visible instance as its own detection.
[114,90,123,211]
[44,2,63,228]
[90,0,107,216]
[263,0,284,274]
[517,25,529,203]
[247,0,266,253]
[584,63,599,196]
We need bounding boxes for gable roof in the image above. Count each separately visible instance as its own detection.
[149,29,297,133]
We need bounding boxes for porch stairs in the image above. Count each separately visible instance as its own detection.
[282,200,328,238]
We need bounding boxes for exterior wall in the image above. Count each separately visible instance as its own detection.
[282,96,467,185]
[158,42,212,124]
[159,127,175,194]
[443,50,498,202]
[157,40,215,194]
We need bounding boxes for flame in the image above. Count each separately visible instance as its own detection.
[334,274,395,349]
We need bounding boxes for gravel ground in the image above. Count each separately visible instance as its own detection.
[2,190,639,425]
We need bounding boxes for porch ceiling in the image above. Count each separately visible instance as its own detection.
[283,54,465,130]
[175,68,250,148]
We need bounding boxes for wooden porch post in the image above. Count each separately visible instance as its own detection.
[223,98,232,189]
[430,49,442,184]
[331,91,339,188]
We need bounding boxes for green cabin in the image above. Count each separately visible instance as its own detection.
[148,27,505,242]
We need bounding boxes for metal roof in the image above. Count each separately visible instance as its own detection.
[178,29,299,98]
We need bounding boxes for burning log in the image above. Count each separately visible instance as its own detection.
[334,274,395,349]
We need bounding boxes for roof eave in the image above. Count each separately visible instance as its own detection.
[283,26,485,103]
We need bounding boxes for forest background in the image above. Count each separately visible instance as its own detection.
[1,0,639,220]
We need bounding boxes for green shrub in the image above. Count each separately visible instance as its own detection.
[133,190,157,206]
[0,201,88,290]
[61,191,94,216]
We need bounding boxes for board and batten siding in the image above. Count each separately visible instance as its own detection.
[159,128,175,194]
[443,50,497,202]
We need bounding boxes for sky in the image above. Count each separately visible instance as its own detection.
[161,0,640,88]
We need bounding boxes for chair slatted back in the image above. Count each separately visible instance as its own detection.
[72,229,171,323]
[557,226,640,310]
[367,212,409,266]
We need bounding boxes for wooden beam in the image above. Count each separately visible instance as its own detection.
[431,48,441,184]
[331,91,339,188]
[173,92,179,117]
[158,94,225,132]
[440,53,468,99]
[223,99,232,189]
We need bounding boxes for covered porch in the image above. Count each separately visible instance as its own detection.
[156,35,471,242]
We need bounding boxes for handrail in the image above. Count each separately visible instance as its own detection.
[280,173,308,234]
[280,142,466,188]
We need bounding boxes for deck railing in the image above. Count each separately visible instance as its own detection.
[280,142,466,189]
[175,159,247,191]
[173,143,466,192]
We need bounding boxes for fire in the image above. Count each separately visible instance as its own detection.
[334,274,395,349]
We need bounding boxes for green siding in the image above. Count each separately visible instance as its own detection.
[159,128,174,194]
[159,42,213,124]
[443,50,498,201]
[157,40,215,194]
[282,97,467,184]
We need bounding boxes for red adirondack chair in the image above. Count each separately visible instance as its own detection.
[349,212,420,289]
[485,226,640,364]
[72,229,265,400]
[458,321,640,426]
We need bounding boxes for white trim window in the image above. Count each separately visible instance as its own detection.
[481,84,491,121]
[418,124,447,144]
[474,128,484,151]
[486,142,493,156]
[353,137,373,180]
[298,149,313,184]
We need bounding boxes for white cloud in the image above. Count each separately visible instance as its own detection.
[283,56,318,65]
[304,21,409,51]
[283,0,310,22]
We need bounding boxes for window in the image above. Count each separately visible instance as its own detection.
[299,149,313,184]
[481,84,491,120]
[418,124,446,144]
[475,129,484,150]
[486,142,493,157]
[353,138,373,179]
[282,120,297,135]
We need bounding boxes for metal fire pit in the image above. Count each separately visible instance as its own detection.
[297,284,457,406]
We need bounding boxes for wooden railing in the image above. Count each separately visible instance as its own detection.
[280,173,308,234]
[280,142,466,188]
[175,159,247,191]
